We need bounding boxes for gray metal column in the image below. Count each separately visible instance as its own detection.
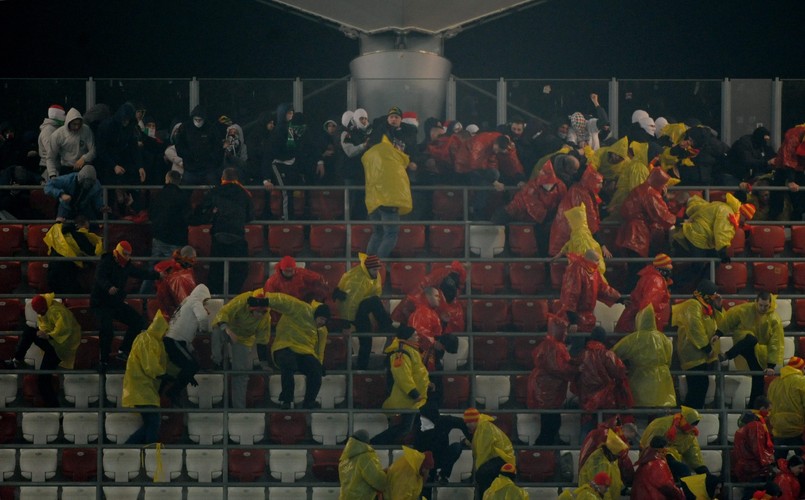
[85,77,96,111]
[771,77,783,147]
[293,77,304,113]
[189,77,199,114]
[721,78,732,144]
[347,78,357,111]
[496,77,507,127]
[446,76,457,121]
[608,78,619,139]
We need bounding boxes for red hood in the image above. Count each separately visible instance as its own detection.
[646,167,671,189]
[537,161,564,189]
[580,166,603,195]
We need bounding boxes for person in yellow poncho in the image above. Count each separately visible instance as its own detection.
[559,471,611,499]
[385,446,434,500]
[671,279,724,409]
[611,305,677,408]
[605,141,650,222]
[5,293,81,407]
[639,406,707,478]
[122,311,169,444]
[768,356,805,455]
[339,430,387,500]
[719,291,784,409]
[211,288,271,409]
[266,292,330,410]
[577,430,629,500]
[482,463,528,500]
[43,215,102,293]
[555,203,606,278]
[679,473,722,500]
[590,136,629,183]
[463,408,516,499]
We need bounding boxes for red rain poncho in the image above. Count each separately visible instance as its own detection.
[154,258,196,318]
[527,317,576,409]
[549,166,604,256]
[733,418,775,482]
[453,131,524,179]
[572,341,632,412]
[614,265,671,333]
[615,168,676,258]
[629,447,685,500]
[504,160,566,223]
[557,253,621,332]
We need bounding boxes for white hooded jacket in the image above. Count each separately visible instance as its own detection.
[166,284,211,344]
[46,108,96,178]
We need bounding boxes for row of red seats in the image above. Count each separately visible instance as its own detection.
[715,261,805,294]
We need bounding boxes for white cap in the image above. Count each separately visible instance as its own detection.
[466,124,479,134]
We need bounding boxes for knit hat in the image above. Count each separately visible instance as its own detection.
[402,111,418,128]
[466,124,479,134]
[314,304,331,320]
[279,256,296,271]
[247,297,269,310]
[396,325,415,340]
[77,165,97,182]
[364,255,381,270]
[788,356,805,370]
[500,463,516,477]
[387,106,403,117]
[740,203,757,220]
[422,451,435,470]
[114,241,132,257]
[593,471,611,487]
[696,279,718,296]
[31,295,48,315]
[653,253,673,269]
[48,105,66,122]
[352,429,370,443]
[463,408,481,423]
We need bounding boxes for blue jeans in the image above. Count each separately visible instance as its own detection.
[140,238,178,294]
[366,206,399,258]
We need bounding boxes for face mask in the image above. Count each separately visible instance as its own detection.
[541,183,555,192]
[193,117,204,129]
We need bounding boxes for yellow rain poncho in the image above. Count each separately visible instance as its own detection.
[483,475,529,500]
[471,414,516,470]
[720,296,784,369]
[611,305,677,407]
[578,430,627,500]
[558,203,605,278]
[385,446,426,500]
[43,222,103,267]
[382,337,430,410]
[672,298,722,370]
[591,137,629,181]
[660,123,690,146]
[122,312,169,408]
[36,293,81,369]
[680,473,714,500]
[362,136,412,215]
[558,484,603,499]
[640,407,705,471]
[605,142,650,221]
[212,289,271,348]
[336,253,383,321]
[338,436,387,500]
[676,194,739,252]
[267,293,328,363]
[768,365,805,438]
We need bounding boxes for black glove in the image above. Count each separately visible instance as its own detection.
[320,367,327,378]
[61,222,77,235]
[717,248,731,264]
[256,344,269,363]
[332,288,347,301]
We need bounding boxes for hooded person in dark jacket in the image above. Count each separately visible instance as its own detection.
[95,102,144,185]
[726,126,776,185]
[175,105,220,185]
[264,103,310,219]
[677,126,729,186]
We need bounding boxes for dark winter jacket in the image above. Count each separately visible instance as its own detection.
[91,252,159,308]
[149,183,191,246]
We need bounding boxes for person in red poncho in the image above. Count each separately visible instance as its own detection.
[391,261,467,334]
[579,416,639,489]
[773,455,803,500]
[549,165,606,257]
[733,411,775,483]
[153,245,197,318]
[264,255,329,324]
[528,314,577,445]
[558,249,625,333]
[614,254,673,334]
[630,436,685,500]
[770,123,805,221]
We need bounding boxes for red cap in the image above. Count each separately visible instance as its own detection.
[31,295,47,315]
[279,255,296,270]
[593,472,611,487]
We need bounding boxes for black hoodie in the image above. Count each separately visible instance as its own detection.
[95,102,142,183]
[175,105,220,175]
[728,127,775,181]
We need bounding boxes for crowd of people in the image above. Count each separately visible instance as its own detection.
[4,96,805,499]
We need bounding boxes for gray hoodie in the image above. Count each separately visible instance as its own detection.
[38,118,61,168]
[46,108,96,179]
[166,284,211,344]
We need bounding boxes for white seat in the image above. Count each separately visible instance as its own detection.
[523,487,560,500]
[104,412,142,443]
[696,413,720,446]
[187,487,224,500]
[778,299,792,328]
[678,375,716,406]
[19,448,57,481]
[560,450,581,482]
[18,487,58,500]
[227,487,266,500]
[469,224,506,258]
[21,411,60,444]
[0,373,17,407]
[442,336,469,371]
[63,411,99,443]
[702,450,723,475]
[144,486,183,500]
[268,374,306,405]
[376,450,391,470]
[103,487,142,500]
[558,413,581,446]
[311,487,340,500]
[228,412,265,444]
[62,373,100,408]
[434,486,474,500]
[516,413,541,444]
[205,299,225,321]
[474,375,510,410]
[269,449,307,482]
[185,449,224,482]
[103,448,142,482]
[144,448,184,482]
[594,300,625,333]
[269,486,306,499]
[0,448,15,480]
[353,412,388,438]
[105,373,124,406]
[187,373,224,408]
[447,449,474,482]
[311,412,349,445]
[317,374,346,408]
[718,337,737,370]
[187,413,224,444]
[724,375,752,409]
[784,336,795,364]
[61,487,98,500]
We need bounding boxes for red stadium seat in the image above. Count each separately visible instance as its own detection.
[310,189,345,220]
[193,263,210,285]
[0,299,22,331]
[270,189,305,219]
[268,413,307,445]
[65,298,95,331]
[26,224,51,255]
[508,262,546,295]
[392,225,426,257]
[427,224,465,258]
[472,336,509,371]
[352,374,387,409]
[707,190,730,202]
[511,299,549,332]
[549,261,567,291]
[306,262,346,291]
[26,261,50,292]
[488,412,514,438]
[73,336,100,370]
[752,262,789,293]
[106,222,152,256]
[518,449,556,482]
[268,224,305,256]
[245,374,265,408]
[309,225,347,257]
[797,299,805,328]
[792,226,805,255]
[513,375,529,406]
[471,299,511,332]
[158,411,184,443]
[187,225,212,257]
[441,375,470,409]
[0,224,23,256]
[715,262,748,294]
[23,374,58,407]
[432,189,464,220]
[513,336,542,369]
[323,335,347,370]
[470,262,505,294]
[722,299,748,310]
[507,224,538,257]
[61,448,98,481]
[794,262,805,291]
[240,262,266,292]
[350,224,374,255]
[250,189,265,219]
[0,336,18,361]
[29,189,57,219]
[0,262,22,293]
[749,225,786,257]
[311,449,341,482]
[728,228,747,257]
[243,224,265,256]
[0,413,16,444]
[192,334,214,370]
[390,262,427,294]
[228,449,266,482]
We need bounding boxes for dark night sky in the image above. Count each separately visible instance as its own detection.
[1,0,804,80]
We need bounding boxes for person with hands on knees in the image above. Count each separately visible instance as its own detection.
[44,164,110,222]
[614,254,674,334]
[413,404,471,485]
[385,446,434,500]
[559,471,612,499]
[338,430,387,500]
[463,408,516,500]
[482,463,528,500]
[210,289,271,409]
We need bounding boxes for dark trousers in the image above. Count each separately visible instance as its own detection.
[475,457,506,500]
[684,363,711,410]
[94,302,145,360]
[535,412,562,445]
[725,335,765,408]
[371,412,417,446]
[271,161,305,220]
[273,348,322,405]
[672,241,714,294]
[125,407,160,444]
[432,442,463,480]
[47,260,85,294]
[210,237,248,296]
[774,435,805,460]
[15,326,60,407]
[163,337,199,396]
[666,454,693,481]
[353,296,393,370]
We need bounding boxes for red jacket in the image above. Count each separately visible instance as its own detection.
[615,266,671,333]
[153,259,196,318]
[264,266,329,324]
[558,253,621,332]
[579,418,636,486]
[548,167,604,255]
[615,169,676,258]
[527,335,576,409]
[630,448,685,500]
[733,419,775,482]
[391,262,466,324]
[453,132,524,179]
[773,458,801,500]
[776,125,805,172]
[572,341,632,412]
[505,161,566,223]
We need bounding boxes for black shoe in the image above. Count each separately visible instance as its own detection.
[280,401,292,410]
[438,475,449,485]
[6,359,33,369]
[115,351,129,363]
[302,400,321,409]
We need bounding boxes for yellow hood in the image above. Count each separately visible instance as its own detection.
[635,304,658,332]
[724,193,741,214]
[401,446,425,472]
[605,429,628,454]
[680,406,701,426]
[564,203,589,232]
[145,311,169,341]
